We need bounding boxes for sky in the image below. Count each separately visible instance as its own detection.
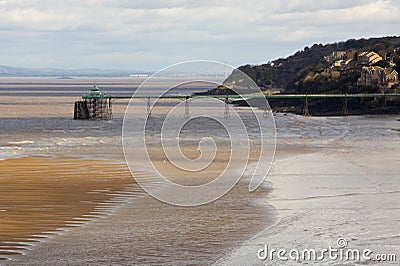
[0,0,399,71]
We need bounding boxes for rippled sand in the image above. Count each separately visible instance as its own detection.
[0,157,135,261]
[0,151,276,265]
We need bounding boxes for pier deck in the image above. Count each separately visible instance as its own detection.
[83,93,400,99]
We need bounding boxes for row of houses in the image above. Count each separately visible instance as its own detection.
[357,66,398,90]
[358,51,383,65]
[327,50,396,69]
[329,51,384,70]
[326,50,399,91]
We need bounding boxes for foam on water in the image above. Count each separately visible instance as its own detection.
[0,146,26,160]
[274,113,350,148]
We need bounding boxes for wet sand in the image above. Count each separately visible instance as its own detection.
[0,157,135,262]
[2,150,276,265]
[0,131,276,265]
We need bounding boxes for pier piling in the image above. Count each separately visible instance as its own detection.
[303,97,310,116]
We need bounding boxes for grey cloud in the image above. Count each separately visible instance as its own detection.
[0,0,399,70]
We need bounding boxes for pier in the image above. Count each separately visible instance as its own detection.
[74,85,112,120]
[73,85,400,119]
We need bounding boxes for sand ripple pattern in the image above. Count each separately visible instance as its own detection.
[0,157,143,262]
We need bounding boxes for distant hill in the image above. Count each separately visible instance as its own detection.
[226,36,400,115]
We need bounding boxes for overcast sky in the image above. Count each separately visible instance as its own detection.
[0,0,399,71]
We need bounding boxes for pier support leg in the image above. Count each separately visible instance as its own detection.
[147,96,151,117]
[185,96,190,118]
[303,97,310,117]
[224,97,230,118]
[263,104,271,118]
[74,101,89,119]
[92,99,97,119]
[383,96,387,110]
[342,97,348,116]
[108,98,113,119]
[74,102,79,120]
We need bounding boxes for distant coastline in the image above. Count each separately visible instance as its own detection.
[0,65,151,78]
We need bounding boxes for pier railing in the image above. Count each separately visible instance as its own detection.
[82,93,400,99]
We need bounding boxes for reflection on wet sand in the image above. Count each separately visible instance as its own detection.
[0,157,136,261]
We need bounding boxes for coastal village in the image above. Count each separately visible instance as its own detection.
[324,49,399,92]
